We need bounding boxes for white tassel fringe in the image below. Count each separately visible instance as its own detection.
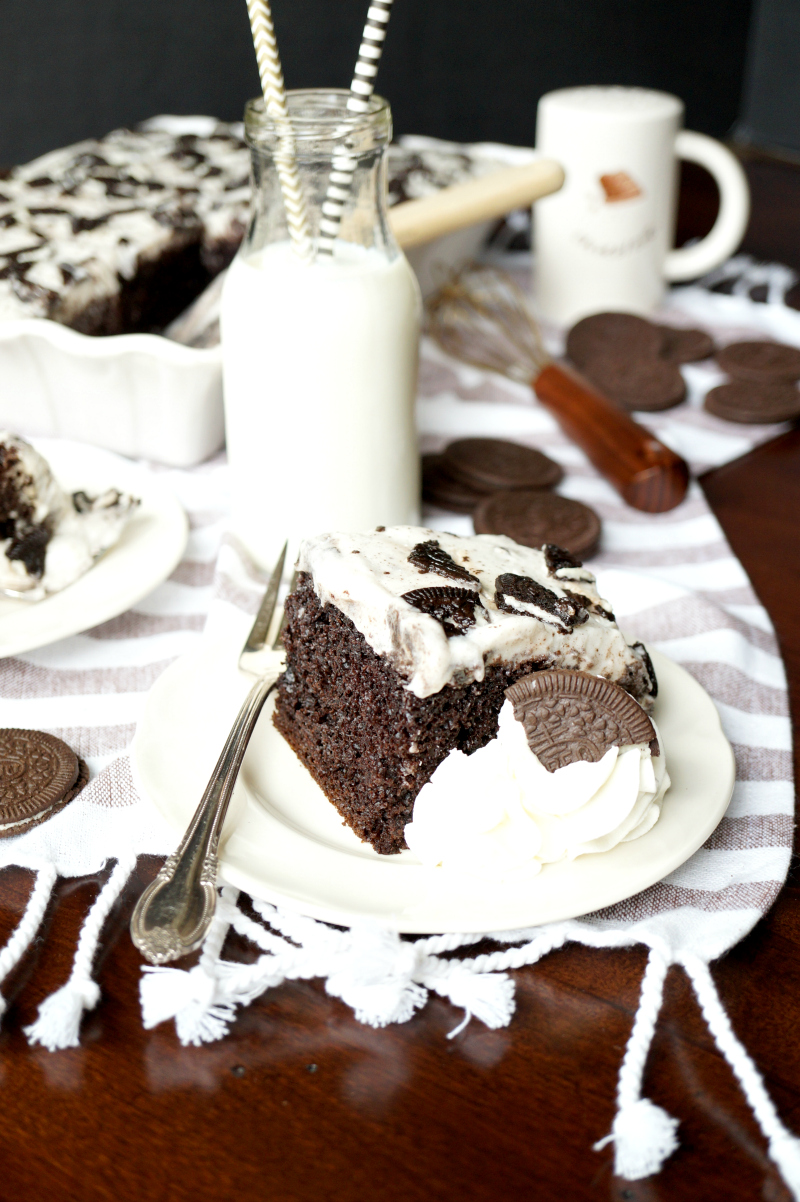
[595,1098,679,1180]
[133,895,800,1200]
[682,952,800,1201]
[140,886,239,1046]
[594,946,680,1180]
[26,855,135,1051]
[0,863,58,1019]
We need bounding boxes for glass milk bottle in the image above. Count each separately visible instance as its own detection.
[221,90,421,570]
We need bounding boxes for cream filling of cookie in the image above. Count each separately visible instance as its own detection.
[404,700,670,876]
[298,527,653,701]
[0,804,56,832]
[0,434,139,600]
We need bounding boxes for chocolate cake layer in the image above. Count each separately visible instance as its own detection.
[273,576,547,855]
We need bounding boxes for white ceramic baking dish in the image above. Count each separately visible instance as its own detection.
[0,133,536,468]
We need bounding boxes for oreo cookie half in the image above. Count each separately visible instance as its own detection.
[443,438,563,492]
[582,355,686,412]
[401,586,486,637]
[566,312,663,369]
[421,454,486,514]
[704,381,800,425]
[505,670,659,772]
[407,539,480,585]
[494,573,587,630]
[0,729,88,836]
[658,325,716,364]
[474,490,601,558]
[716,340,800,384]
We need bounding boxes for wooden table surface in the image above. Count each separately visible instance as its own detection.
[1,163,799,1202]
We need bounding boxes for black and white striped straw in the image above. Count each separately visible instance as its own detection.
[317,0,395,256]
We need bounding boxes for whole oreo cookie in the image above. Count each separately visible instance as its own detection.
[716,340,800,383]
[421,454,486,514]
[658,325,716,364]
[566,312,663,369]
[505,669,658,772]
[704,381,800,425]
[473,490,601,558]
[581,355,686,412]
[443,438,563,492]
[0,729,88,837]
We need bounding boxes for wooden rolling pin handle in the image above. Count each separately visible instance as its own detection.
[533,362,690,514]
[390,159,565,250]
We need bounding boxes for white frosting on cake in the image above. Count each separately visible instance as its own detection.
[297,527,654,701]
[0,127,501,329]
[0,122,251,324]
[0,433,138,599]
[404,699,669,876]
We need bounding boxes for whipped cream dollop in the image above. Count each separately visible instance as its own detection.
[0,434,139,600]
[404,699,669,877]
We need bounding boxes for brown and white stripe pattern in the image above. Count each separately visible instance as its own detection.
[317,0,394,256]
[245,0,313,261]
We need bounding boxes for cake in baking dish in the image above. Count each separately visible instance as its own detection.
[0,124,499,338]
[273,527,657,855]
[0,118,250,334]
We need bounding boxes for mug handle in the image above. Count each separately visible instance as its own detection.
[664,130,750,282]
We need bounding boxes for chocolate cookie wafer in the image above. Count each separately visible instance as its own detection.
[658,325,716,364]
[421,454,486,514]
[443,438,563,492]
[566,312,663,369]
[581,355,686,412]
[473,490,601,558]
[716,340,800,383]
[705,381,800,425]
[505,670,658,771]
[0,729,88,837]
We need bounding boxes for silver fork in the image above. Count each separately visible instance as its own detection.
[130,542,289,965]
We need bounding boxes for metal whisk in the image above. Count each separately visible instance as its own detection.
[426,265,689,514]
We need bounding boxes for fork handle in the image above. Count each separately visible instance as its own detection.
[130,673,278,965]
[533,362,690,513]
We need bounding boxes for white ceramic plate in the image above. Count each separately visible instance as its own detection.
[0,438,188,657]
[131,599,735,933]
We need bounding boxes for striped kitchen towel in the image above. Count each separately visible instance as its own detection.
[0,273,797,1194]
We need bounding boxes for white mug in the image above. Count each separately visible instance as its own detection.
[533,86,750,325]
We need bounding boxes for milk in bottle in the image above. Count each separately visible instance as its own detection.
[221,90,421,569]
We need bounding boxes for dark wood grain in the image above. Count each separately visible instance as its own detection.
[534,363,690,512]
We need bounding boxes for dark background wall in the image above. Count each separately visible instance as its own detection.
[737,0,800,156]
[0,0,757,167]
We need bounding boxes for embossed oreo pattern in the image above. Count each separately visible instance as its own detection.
[505,669,658,772]
[0,728,80,826]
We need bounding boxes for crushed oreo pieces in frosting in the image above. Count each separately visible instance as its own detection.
[407,539,480,585]
[494,573,588,630]
[402,585,487,637]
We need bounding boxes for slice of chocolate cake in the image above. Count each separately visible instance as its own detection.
[273,527,656,856]
[0,433,138,598]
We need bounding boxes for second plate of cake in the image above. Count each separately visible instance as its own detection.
[132,569,735,934]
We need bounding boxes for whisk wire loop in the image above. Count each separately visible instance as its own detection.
[425,265,549,384]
